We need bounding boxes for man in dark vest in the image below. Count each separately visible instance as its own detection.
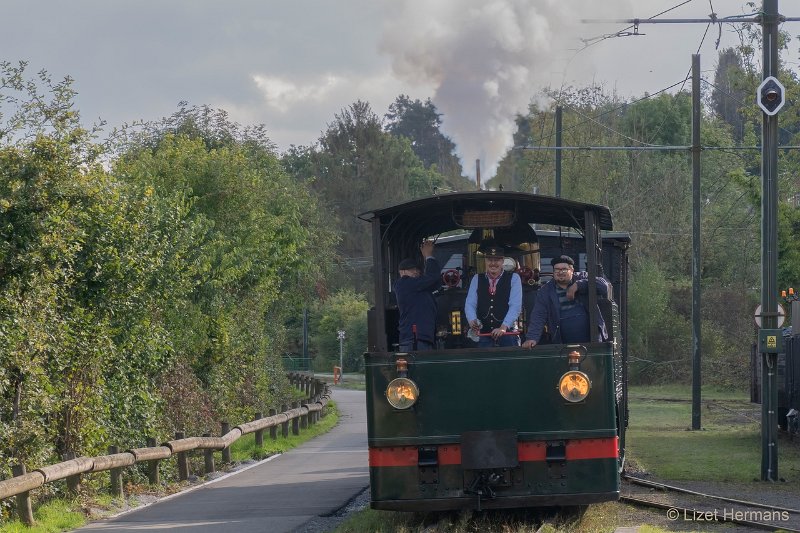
[465,240,522,347]
[394,240,441,351]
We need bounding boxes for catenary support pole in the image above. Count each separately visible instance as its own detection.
[691,54,702,431]
[760,0,780,482]
[555,105,563,197]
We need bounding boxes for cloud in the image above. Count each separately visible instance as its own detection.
[253,74,342,113]
[242,68,436,149]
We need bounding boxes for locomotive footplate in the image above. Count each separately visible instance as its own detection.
[461,430,522,503]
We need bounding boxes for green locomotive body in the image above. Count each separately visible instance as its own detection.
[360,191,629,511]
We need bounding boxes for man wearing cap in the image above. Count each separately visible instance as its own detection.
[522,255,610,348]
[394,240,441,351]
[465,240,522,347]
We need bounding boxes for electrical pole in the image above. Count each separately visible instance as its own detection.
[759,0,780,482]
[555,105,563,197]
[691,54,702,431]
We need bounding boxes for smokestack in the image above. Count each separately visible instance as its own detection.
[476,159,481,190]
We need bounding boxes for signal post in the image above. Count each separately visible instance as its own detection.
[757,0,783,482]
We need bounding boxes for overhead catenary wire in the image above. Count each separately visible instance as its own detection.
[517,145,800,151]
[522,0,799,244]
[526,78,690,150]
[578,0,694,50]
[550,0,707,149]
[569,3,800,150]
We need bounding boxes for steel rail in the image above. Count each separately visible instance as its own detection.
[620,494,800,532]
[623,474,800,514]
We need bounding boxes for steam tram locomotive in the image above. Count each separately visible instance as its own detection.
[360,191,629,511]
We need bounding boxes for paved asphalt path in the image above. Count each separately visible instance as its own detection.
[78,388,368,532]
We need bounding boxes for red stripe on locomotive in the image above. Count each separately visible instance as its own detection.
[369,437,618,467]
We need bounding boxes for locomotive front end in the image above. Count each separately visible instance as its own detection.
[366,343,621,511]
[361,192,628,512]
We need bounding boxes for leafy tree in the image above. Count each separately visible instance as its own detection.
[112,105,338,423]
[299,101,441,285]
[627,260,688,383]
[494,83,760,387]
[709,48,749,143]
[385,95,471,192]
[0,63,203,470]
[309,289,369,373]
[493,85,629,202]
[621,92,691,147]
[721,23,800,289]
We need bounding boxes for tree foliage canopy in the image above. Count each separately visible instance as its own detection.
[0,66,338,494]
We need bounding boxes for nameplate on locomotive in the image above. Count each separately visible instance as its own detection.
[461,430,519,470]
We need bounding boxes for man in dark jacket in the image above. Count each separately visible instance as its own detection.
[522,255,610,348]
[394,240,441,351]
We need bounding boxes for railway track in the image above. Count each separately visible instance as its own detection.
[621,474,800,532]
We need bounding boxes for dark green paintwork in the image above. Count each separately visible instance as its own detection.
[366,343,618,445]
[365,343,622,509]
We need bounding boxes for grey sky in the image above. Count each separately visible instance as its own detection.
[1,1,788,177]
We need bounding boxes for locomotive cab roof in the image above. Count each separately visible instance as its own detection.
[359,191,615,243]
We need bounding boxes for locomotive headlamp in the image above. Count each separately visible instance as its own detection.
[386,377,419,409]
[558,370,591,403]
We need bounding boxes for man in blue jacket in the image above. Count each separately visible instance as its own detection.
[394,240,441,351]
[522,255,610,348]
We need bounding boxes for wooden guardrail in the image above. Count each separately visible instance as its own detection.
[1,372,329,526]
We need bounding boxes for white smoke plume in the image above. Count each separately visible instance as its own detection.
[380,0,634,182]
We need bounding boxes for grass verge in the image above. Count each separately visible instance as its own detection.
[230,401,340,460]
[626,385,800,483]
[0,500,84,533]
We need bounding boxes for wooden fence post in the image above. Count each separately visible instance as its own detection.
[304,376,311,397]
[269,408,277,440]
[63,450,80,494]
[203,432,215,475]
[221,422,231,463]
[312,381,320,423]
[175,432,189,481]
[146,437,160,485]
[300,404,308,430]
[12,464,34,526]
[254,412,263,447]
[109,446,124,498]
[292,401,300,436]
[281,404,289,438]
